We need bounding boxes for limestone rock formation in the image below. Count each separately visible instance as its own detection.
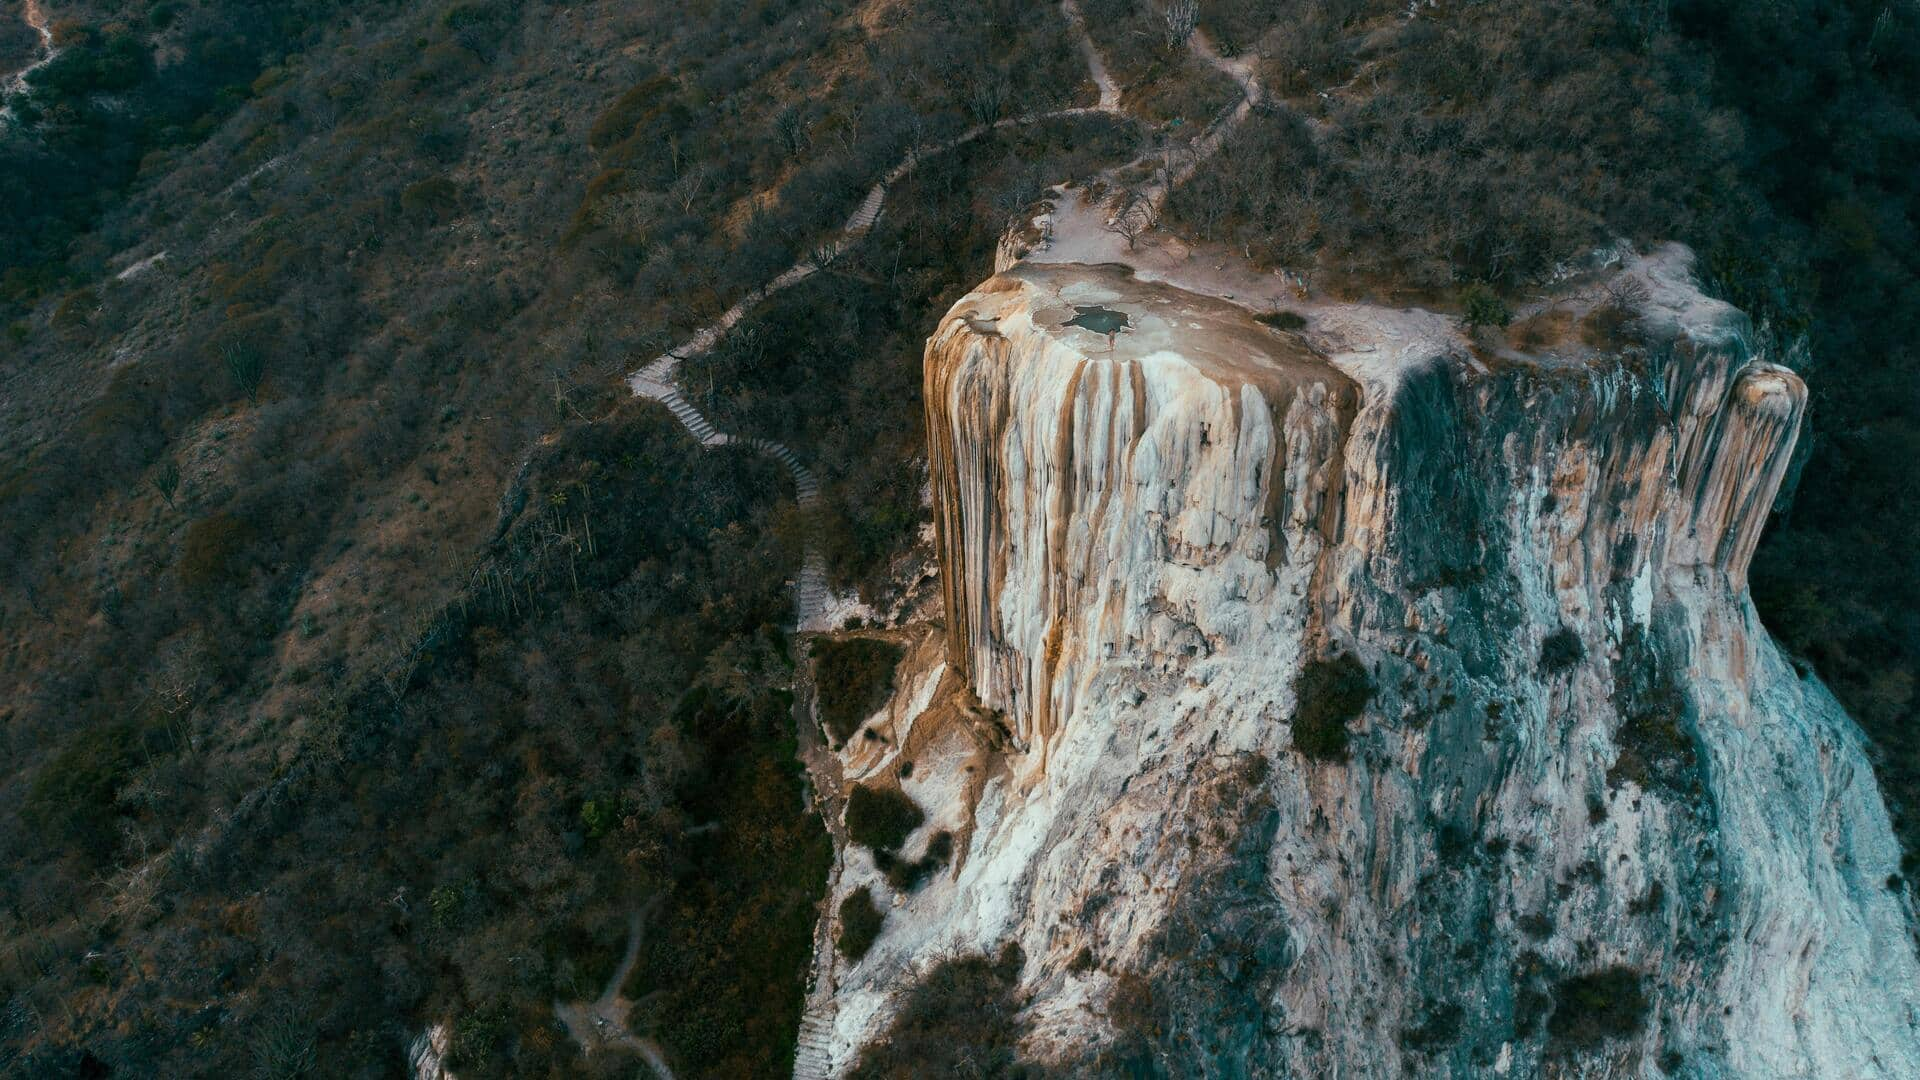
[818,249,1919,1077]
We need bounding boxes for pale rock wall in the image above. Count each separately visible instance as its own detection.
[827,255,1918,1078]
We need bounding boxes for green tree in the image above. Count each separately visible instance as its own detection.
[1459,284,1512,330]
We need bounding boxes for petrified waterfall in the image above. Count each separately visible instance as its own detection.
[826,250,1917,1078]
[927,264,1358,775]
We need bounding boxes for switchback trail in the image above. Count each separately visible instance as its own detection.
[618,6,1267,1076]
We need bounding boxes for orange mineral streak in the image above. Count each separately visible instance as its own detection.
[927,256,1805,776]
[926,262,1356,771]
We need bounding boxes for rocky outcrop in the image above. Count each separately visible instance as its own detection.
[408,1024,455,1080]
[926,264,1358,775]
[823,249,1918,1077]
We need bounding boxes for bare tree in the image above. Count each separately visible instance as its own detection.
[1157,139,1199,197]
[1103,189,1154,251]
[966,75,1011,126]
[669,166,710,215]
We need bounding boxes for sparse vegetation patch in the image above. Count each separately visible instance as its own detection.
[813,637,905,744]
[837,886,886,963]
[1539,628,1585,674]
[1292,653,1373,762]
[1548,967,1650,1048]
[847,944,1028,1079]
[846,783,925,853]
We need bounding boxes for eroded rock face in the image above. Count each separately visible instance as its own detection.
[926,264,1358,774]
[828,253,1919,1078]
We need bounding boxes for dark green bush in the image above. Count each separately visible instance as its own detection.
[1257,309,1307,331]
[1610,683,1698,794]
[24,720,154,863]
[246,1014,318,1079]
[1548,967,1649,1047]
[1460,284,1513,329]
[1400,1002,1464,1053]
[882,830,953,893]
[1292,653,1372,762]
[1539,628,1585,674]
[400,176,461,224]
[447,1003,509,1068]
[411,42,483,90]
[845,783,923,853]
[848,944,1026,1079]
[222,341,266,401]
[836,886,884,962]
[177,513,259,590]
[813,637,904,744]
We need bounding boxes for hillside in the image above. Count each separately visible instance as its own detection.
[1,1,1914,1077]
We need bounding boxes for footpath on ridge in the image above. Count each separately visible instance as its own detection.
[614,6,1267,1076]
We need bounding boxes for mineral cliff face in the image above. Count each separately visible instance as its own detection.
[820,249,1920,1077]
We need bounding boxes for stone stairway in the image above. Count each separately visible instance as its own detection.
[658,386,727,448]
[844,181,888,235]
[629,370,845,1080]
[796,551,830,631]
[792,1008,837,1080]
[608,16,1137,1078]
[630,373,832,630]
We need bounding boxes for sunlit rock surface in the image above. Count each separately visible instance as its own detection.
[823,252,1918,1078]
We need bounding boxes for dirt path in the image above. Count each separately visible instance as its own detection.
[2,0,56,109]
[1059,0,1122,110]
[1039,19,1265,259]
[626,4,1130,634]
[614,8,1169,1076]
[554,903,677,1080]
[625,94,1125,410]
[1160,26,1261,202]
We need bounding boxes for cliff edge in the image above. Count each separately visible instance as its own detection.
[816,248,1918,1077]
